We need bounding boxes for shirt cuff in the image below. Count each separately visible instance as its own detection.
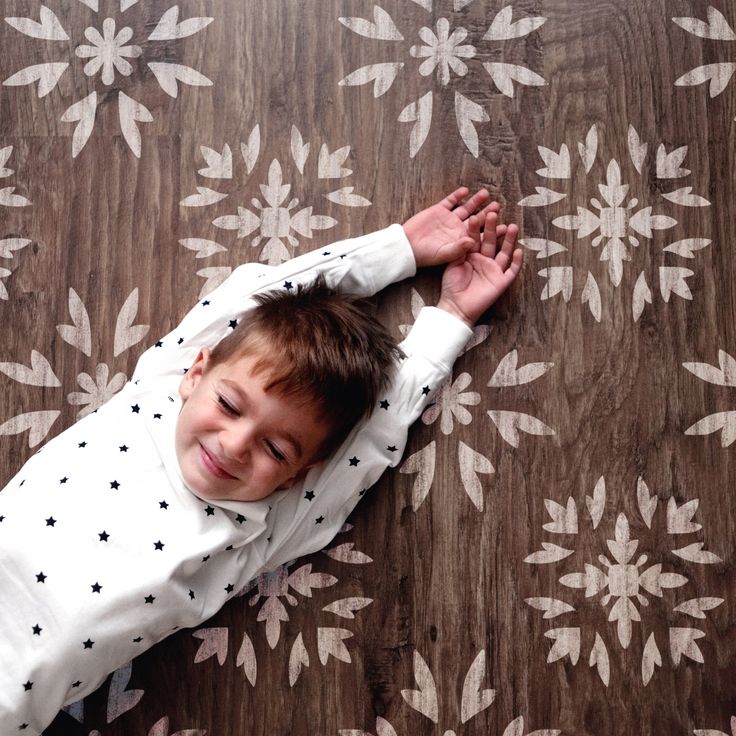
[344,224,416,292]
[400,306,474,370]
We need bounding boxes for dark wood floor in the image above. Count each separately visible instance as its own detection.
[1,0,734,734]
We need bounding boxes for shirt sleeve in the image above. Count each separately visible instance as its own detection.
[132,225,416,382]
[259,306,473,571]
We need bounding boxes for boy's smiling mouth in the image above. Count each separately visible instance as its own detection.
[199,444,237,480]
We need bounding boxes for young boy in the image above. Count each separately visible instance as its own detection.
[0,188,522,734]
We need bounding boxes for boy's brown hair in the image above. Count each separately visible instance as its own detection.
[208,276,403,460]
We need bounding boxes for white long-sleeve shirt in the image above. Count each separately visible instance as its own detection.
[0,225,472,734]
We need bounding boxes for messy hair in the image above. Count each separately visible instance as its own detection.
[208,275,403,459]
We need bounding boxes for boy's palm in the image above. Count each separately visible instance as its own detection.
[403,187,499,267]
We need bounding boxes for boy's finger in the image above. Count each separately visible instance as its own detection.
[441,187,470,210]
[467,214,482,252]
[504,248,524,281]
[480,212,498,258]
[495,224,519,269]
[453,188,490,220]
[477,200,502,218]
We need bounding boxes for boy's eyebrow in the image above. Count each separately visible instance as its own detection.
[220,378,304,460]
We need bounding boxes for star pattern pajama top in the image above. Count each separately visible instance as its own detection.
[0,224,473,734]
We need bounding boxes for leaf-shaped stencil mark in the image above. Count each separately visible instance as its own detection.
[114,289,149,356]
[180,187,228,208]
[323,542,373,564]
[659,266,694,302]
[671,543,722,564]
[458,441,493,511]
[627,125,647,174]
[581,272,601,322]
[317,627,353,665]
[543,497,578,534]
[317,144,352,179]
[106,663,144,723]
[483,62,546,97]
[455,91,489,158]
[489,349,553,387]
[235,632,257,686]
[664,238,711,258]
[589,632,610,686]
[535,144,570,178]
[655,143,690,178]
[525,597,575,619]
[288,632,310,686]
[5,6,69,40]
[148,6,213,40]
[0,146,12,177]
[662,187,710,207]
[4,62,69,98]
[241,124,261,174]
[523,542,574,564]
[585,476,606,529]
[338,7,403,40]
[0,238,32,258]
[290,126,309,174]
[544,627,580,664]
[685,411,736,446]
[683,349,736,386]
[539,267,573,301]
[460,650,495,723]
[179,238,227,258]
[324,187,371,207]
[148,62,212,98]
[675,63,736,98]
[322,597,373,619]
[578,124,598,173]
[0,410,60,447]
[118,91,153,159]
[339,63,404,98]
[518,238,567,258]
[637,477,657,528]
[399,440,436,510]
[632,271,653,322]
[57,288,92,356]
[0,350,60,387]
[673,597,724,619]
[0,187,31,207]
[198,144,232,179]
[520,187,568,210]
[488,410,554,447]
[641,632,663,686]
[192,627,228,665]
[60,93,98,158]
[398,92,433,158]
[666,497,702,534]
[485,6,546,40]
[669,627,705,665]
[673,7,736,41]
[401,651,438,723]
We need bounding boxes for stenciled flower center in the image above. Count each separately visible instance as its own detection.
[260,205,293,239]
[607,563,640,598]
[598,206,629,239]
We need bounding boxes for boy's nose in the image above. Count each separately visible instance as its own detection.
[220,423,255,462]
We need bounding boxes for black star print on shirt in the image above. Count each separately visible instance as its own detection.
[283,281,293,290]
[91,582,102,593]
[99,530,110,542]
[387,445,398,452]
[202,300,210,306]
[235,514,246,524]
[189,590,195,600]
[78,441,87,448]
[72,680,82,688]
[154,340,163,348]
[59,476,68,484]
[204,505,215,516]
[83,639,94,649]
[153,540,164,551]
[379,399,390,410]
[224,583,234,593]
[228,319,237,329]
[131,404,140,413]
[304,490,315,501]
[177,337,184,345]
[315,516,324,524]
[110,480,120,490]
[45,516,56,527]
[133,636,143,643]
[422,385,430,395]
[32,624,41,635]
[36,572,46,583]
[144,595,155,604]
[119,445,129,452]
[159,500,169,509]
[349,456,360,466]
[23,681,32,691]
[322,250,330,256]
[153,413,162,419]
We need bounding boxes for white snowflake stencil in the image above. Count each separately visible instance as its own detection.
[339,648,559,736]
[673,6,736,105]
[338,2,546,157]
[191,524,373,687]
[0,146,33,299]
[399,290,553,511]
[519,124,711,322]
[179,126,371,295]
[684,349,736,446]
[524,477,724,686]
[0,288,149,445]
[3,3,213,157]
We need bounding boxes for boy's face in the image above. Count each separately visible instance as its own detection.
[175,348,329,502]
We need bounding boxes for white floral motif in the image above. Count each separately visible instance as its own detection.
[673,6,736,103]
[524,477,724,686]
[683,349,736,446]
[3,4,213,157]
[519,124,711,322]
[693,714,736,736]
[191,524,373,687]
[339,648,559,736]
[338,3,546,157]
[399,290,553,511]
[0,146,33,299]
[0,289,149,445]
[179,126,371,294]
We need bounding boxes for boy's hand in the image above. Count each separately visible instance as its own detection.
[403,187,500,267]
[437,212,523,327]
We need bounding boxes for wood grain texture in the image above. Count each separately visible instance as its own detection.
[0,0,734,734]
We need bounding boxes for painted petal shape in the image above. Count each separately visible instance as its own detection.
[60,92,98,158]
[539,267,573,301]
[235,632,257,686]
[0,409,60,447]
[581,272,601,322]
[683,350,736,386]
[637,477,658,528]
[148,6,213,40]
[5,6,69,40]
[460,650,495,723]
[685,411,736,446]
[536,144,570,178]
[524,542,574,564]
[545,628,580,664]
[148,62,212,98]
[399,440,436,510]
[106,662,144,723]
[518,187,566,207]
[519,237,567,258]
[192,627,228,665]
[0,350,60,387]
[543,497,578,534]
[642,632,662,685]
[655,143,690,178]
[525,597,575,619]
[483,62,546,97]
[339,62,403,97]
[338,7,403,40]
[661,187,709,207]
[241,125,261,174]
[458,441,493,511]
[589,633,610,686]
[488,350,553,387]
[3,62,69,98]
[57,288,91,356]
[671,543,722,564]
[118,92,152,158]
[670,627,705,665]
[673,7,736,40]
[632,271,652,322]
[323,542,372,564]
[288,632,309,686]
[659,266,694,302]
[579,125,598,173]
[317,627,353,665]
[322,597,373,619]
[401,651,439,723]
[318,144,352,179]
[198,144,232,179]
[485,6,546,40]
[114,289,149,356]
[675,63,736,98]
[180,187,228,207]
[325,187,371,206]
[488,410,555,447]
[179,238,227,258]
[627,125,647,174]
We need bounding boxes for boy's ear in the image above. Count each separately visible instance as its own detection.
[179,347,211,401]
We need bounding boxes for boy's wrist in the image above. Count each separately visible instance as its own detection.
[401,223,422,267]
[436,297,475,328]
